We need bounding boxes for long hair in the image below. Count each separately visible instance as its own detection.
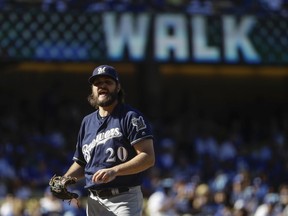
[118,88,125,104]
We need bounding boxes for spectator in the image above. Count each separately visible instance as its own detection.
[190,183,214,215]
[39,187,63,215]
[146,178,178,216]
[254,193,280,216]
[0,194,14,216]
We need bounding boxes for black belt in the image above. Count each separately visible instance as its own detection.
[89,187,130,198]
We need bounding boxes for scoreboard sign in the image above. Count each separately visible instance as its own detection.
[0,11,287,64]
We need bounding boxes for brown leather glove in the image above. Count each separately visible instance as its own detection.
[49,175,79,201]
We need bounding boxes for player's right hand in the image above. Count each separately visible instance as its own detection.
[92,168,117,184]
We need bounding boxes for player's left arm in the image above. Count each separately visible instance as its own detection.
[92,138,155,184]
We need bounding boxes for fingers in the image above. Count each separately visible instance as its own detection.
[92,169,116,184]
[92,171,105,183]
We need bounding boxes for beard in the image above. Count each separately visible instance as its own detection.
[88,88,118,108]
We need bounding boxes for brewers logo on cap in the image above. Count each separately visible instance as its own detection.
[88,65,119,84]
[97,67,106,74]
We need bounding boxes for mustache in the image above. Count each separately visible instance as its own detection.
[88,89,118,108]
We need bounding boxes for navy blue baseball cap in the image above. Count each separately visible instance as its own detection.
[88,65,119,84]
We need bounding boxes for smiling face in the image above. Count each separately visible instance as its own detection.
[90,76,119,108]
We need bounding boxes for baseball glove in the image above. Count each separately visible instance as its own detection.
[49,175,79,201]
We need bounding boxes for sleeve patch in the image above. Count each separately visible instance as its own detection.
[131,116,147,132]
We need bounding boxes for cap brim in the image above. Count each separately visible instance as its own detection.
[88,74,118,84]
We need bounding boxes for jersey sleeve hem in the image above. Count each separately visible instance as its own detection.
[73,157,86,167]
[130,135,153,145]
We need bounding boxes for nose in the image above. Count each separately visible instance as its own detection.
[98,81,106,88]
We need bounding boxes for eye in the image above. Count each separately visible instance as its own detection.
[93,79,115,86]
[93,81,102,86]
[104,80,114,85]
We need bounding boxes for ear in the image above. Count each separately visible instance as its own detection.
[117,84,121,92]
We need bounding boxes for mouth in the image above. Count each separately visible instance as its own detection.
[98,90,108,98]
[98,89,107,94]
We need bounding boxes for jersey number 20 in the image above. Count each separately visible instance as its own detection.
[106,147,128,162]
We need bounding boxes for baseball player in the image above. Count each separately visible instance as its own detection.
[62,65,155,215]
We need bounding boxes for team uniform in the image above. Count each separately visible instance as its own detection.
[73,102,153,215]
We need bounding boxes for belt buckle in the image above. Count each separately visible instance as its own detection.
[96,190,102,197]
[96,189,108,198]
[97,189,113,198]
[111,188,119,196]
[90,189,103,198]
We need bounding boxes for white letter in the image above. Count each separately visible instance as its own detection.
[192,15,220,62]
[155,14,189,61]
[223,16,260,63]
[103,13,150,60]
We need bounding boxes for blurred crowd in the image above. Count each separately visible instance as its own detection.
[0,0,288,16]
[144,115,288,216]
[0,1,288,215]
[0,79,287,216]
